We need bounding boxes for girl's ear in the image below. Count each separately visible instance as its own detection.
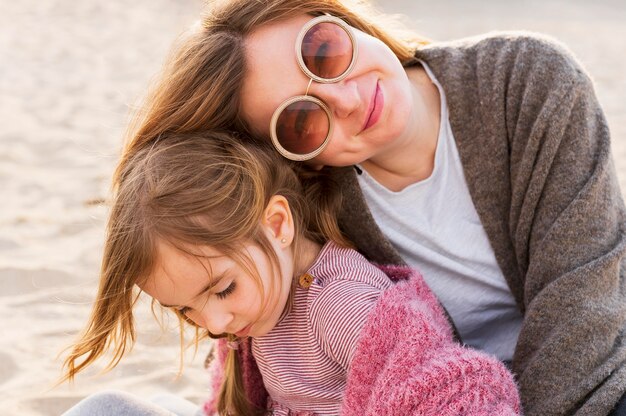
[262,195,295,246]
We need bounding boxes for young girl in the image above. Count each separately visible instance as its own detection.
[62,131,520,415]
[111,0,626,414]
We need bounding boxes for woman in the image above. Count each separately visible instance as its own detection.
[113,0,626,414]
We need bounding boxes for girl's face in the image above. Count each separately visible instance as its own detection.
[141,236,294,338]
[240,14,415,167]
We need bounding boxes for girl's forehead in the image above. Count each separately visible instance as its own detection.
[152,240,222,279]
[152,239,258,279]
[141,241,227,299]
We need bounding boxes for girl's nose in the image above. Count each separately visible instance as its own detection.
[191,304,233,335]
[312,80,361,119]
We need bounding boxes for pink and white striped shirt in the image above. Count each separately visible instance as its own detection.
[252,241,393,415]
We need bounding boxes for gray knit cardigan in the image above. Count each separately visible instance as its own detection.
[330,32,626,416]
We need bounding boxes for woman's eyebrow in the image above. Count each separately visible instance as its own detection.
[159,273,226,308]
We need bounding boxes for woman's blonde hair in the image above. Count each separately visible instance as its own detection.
[62,131,349,415]
[116,0,427,188]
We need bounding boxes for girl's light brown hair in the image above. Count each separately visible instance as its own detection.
[116,0,427,189]
[62,131,349,415]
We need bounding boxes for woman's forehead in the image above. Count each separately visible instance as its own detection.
[247,13,312,43]
[240,15,313,135]
[244,14,313,78]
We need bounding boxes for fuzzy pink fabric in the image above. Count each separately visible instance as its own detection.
[341,265,521,415]
[203,265,521,415]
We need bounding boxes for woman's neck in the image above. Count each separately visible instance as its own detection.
[360,65,440,192]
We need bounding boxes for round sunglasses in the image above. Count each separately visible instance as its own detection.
[269,15,358,161]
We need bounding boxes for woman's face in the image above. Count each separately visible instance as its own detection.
[240,14,415,167]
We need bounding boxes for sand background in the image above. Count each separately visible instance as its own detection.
[1,0,624,414]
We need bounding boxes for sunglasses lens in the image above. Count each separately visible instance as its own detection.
[275,100,330,156]
[301,21,353,79]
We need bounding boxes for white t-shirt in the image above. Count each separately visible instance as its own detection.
[356,62,523,361]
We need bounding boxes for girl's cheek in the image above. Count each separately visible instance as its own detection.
[186,310,205,328]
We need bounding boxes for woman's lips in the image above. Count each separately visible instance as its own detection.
[363,81,383,131]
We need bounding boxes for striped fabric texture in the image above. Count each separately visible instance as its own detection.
[252,242,392,415]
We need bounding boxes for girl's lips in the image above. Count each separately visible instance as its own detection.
[363,81,383,131]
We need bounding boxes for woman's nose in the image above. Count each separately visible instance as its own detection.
[312,80,361,119]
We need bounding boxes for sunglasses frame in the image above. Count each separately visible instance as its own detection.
[269,15,358,161]
[295,15,358,84]
[270,95,334,161]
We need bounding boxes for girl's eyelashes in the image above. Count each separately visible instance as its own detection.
[215,281,236,300]
[169,278,236,315]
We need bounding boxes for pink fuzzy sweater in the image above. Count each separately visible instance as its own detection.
[204,265,521,415]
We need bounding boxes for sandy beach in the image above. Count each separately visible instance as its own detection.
[1,0,624,414]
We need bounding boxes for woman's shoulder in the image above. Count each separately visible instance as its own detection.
[478,31,586,74]
[454,31,572,53]
[417,31,591,89]
[420,31,576,60]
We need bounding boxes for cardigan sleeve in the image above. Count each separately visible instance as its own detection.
[341,270,521,416]
[501,36,626,415]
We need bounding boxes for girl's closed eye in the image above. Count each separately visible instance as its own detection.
[169,279,236,316]
[215,281,236,300]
